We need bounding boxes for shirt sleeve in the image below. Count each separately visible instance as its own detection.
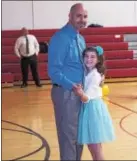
[48,33,74,90]
[33,36,39,55]
[84,73,102,103]
[14,38,21,58]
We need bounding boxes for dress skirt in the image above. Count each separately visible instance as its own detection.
[78,98,115,144]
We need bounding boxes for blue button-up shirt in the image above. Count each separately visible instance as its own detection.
[48,23,86,90]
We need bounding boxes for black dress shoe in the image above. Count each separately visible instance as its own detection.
[36,84,42,87]
[21,84,28,88]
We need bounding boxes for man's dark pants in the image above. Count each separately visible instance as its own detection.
[21,54,40,85]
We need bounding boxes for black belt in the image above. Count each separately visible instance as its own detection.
[21,54,36,58]
[53,84,61,87]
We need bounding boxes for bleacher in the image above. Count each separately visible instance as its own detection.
[2,26,137,87]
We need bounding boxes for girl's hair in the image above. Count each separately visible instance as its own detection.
[82,46,106,75]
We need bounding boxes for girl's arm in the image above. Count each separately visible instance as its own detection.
[80,91,89,102]
[75,72,102,103]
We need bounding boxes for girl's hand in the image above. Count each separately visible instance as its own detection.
[100,74,105,87]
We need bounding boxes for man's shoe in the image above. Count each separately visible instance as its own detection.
[21,84,28,88]
[36,84,42,87]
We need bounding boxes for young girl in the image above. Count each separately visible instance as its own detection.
[75,46,115,160]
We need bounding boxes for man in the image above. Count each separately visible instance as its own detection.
[48,3,88,160]
[15,27,42,88]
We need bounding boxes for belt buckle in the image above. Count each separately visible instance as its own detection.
[53,84,61,87]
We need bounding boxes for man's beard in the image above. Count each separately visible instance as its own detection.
[78,22,86,28]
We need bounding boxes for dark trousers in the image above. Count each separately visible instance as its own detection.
[51,86,83,160]
[21,54,40,85]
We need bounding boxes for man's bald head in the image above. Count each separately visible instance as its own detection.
[21,27,29,36]
[70,3,85,13]
[69,3,88,30]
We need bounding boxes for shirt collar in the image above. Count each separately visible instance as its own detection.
[64,23,79,38]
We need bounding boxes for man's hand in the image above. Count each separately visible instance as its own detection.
[35,53,38,56]
[72,83,82,89]
[72,83,82,92]
[72,84,83,97]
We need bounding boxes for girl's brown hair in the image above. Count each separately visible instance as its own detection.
[82,46,106,75]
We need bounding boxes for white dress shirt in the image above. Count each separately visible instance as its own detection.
[84,68,102,102]
[14,34,39,58]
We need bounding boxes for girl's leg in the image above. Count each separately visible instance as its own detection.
[88,143,105,160]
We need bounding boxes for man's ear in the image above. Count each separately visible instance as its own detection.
[69,12,71,20]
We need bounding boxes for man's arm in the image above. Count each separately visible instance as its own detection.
[48,33,74,90]
[34,36,39,55]
[14,38,21,58]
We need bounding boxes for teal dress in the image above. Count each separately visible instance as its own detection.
[78,68,115,144]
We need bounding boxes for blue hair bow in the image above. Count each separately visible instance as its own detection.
[95,46,104,56]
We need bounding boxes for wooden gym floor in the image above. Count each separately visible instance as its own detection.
[2,82,137,160]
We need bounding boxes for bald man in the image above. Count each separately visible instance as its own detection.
[15,27,42,88]
[48,3,88,160]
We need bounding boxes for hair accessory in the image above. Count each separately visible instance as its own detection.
[95,46,104,56]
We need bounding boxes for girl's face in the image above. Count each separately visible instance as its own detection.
[84,51,98,70]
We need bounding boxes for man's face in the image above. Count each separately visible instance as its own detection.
[21,28,29,36]
[69,6,88,30]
